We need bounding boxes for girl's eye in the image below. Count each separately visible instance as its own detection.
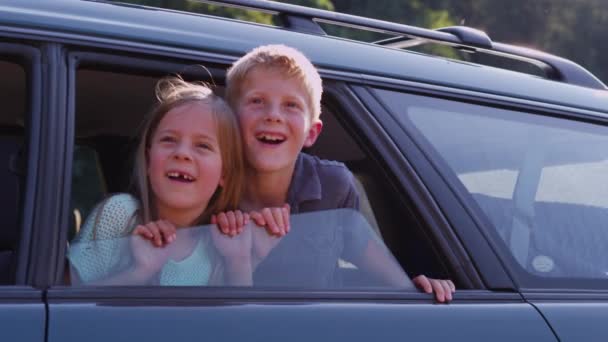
[160,136,176,143]
[196,142,212,151]
[249,97,263,105]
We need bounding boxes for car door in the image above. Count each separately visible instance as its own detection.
[0,43,46,342]
[366,83,608,341]
[46,43,555,339]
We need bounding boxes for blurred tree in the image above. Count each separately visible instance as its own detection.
[117,0,274,24]
[330,0,608,84]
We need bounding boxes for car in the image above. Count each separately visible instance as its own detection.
[1,0,607,341]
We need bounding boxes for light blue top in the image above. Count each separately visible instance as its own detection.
[67,193,212,286]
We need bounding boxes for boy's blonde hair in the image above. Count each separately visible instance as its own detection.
[133,76,244,226]
[225,44,323,121]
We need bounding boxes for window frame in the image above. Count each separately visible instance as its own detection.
[50,46,478,302]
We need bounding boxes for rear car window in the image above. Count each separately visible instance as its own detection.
[376,88,608,280]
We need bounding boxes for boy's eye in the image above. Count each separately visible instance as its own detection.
[285,101,301,110]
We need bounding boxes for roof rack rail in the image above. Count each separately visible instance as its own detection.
[138,0,608,90]
[375,26,607,90]
[202,0,606,89]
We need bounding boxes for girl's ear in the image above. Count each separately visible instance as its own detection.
[218,175,225,188]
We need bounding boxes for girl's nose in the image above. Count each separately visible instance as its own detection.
[172,142,192,160]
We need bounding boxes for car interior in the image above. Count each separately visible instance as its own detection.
[0,59,26,285]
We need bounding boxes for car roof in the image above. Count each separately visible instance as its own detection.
[2,0,608,115]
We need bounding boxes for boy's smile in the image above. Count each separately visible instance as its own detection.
[256,132,286,144]
[237,67,322,174]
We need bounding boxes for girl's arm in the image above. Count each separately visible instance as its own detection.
[70,221,176,286]
[213,206,290,278]
[210,210,254,286]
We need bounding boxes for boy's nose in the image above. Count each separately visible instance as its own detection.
[264,104,283,122]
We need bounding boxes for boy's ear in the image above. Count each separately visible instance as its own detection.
[303,119,323,148]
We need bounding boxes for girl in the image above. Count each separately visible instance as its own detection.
[68,76,251,286]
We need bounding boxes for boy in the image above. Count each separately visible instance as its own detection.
[224,44,455,301]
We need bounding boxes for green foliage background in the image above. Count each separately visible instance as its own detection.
[117,0,608,84]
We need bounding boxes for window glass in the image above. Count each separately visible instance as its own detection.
[376,88,608,280]
[67,208,413,289]
[0,60,27,285]
[68,66,414,289]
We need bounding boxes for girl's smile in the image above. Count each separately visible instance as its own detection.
[147,102,224,226]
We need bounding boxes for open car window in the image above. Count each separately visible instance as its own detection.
[375,88,608,281]
[67,208,415,290]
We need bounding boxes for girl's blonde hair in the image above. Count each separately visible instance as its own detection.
[133,76,244,226]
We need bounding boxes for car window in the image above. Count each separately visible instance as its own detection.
[65,57,445,290]
[376,88,608,280]
[67,208,414,289]
[0,59,26,285]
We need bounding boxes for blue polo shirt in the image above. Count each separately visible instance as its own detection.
[253,153,373,288]
[286,152,360,214]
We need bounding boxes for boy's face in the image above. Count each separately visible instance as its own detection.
[236,67,322,174]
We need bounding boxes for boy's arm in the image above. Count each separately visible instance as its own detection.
[342,170,455,302]
[353,240,455,302]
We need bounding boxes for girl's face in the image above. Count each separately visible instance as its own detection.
[147,102,224,226]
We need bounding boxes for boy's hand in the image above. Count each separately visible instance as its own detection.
[212,210,250,237]
[251,225,282,268]
[412,275,456,303]
[132,220,177,247]
[250,204,290,237]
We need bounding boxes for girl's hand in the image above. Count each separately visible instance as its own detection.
[210,221,253,261]
[412,275,456,303]
[212,210,250,237]
[129,234,172,278]
[249,204,290,237]
[132,220,177,247]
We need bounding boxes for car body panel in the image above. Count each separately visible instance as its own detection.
[1,0,608,115]
[0,288,45,342]
[535,303,608,341]
[48,299,556,341]
[525,293,608,341]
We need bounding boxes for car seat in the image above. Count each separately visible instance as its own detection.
[68,145,108,241]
